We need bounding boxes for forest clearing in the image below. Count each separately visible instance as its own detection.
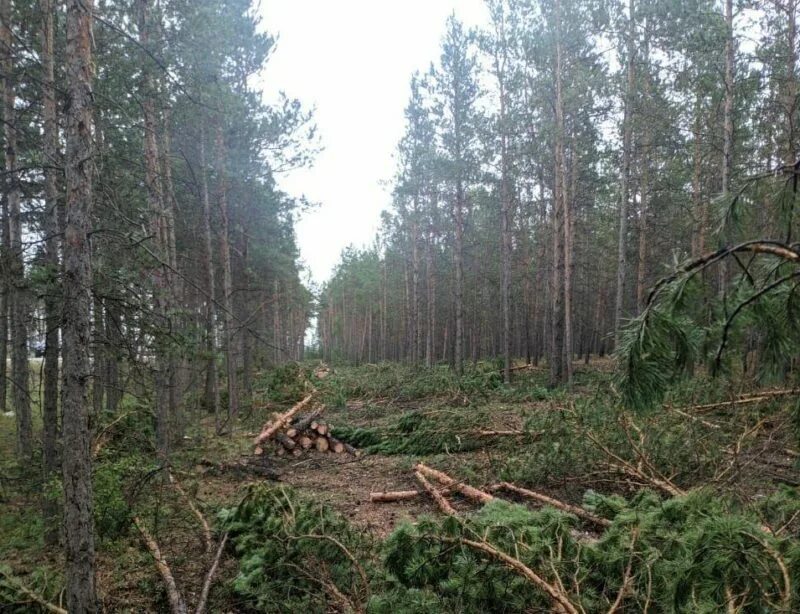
[3,0,800,611]
[4,360,800,611]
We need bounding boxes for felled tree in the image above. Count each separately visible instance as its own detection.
[618,162,800,408]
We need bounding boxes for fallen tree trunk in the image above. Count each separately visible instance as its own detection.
[254,393,315,445]
[415,463,494,504]
[491,482,610,528]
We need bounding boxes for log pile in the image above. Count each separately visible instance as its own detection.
[254,398,358,458]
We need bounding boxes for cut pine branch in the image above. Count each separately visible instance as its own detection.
[439,536,580,614]
[491,482,610,529]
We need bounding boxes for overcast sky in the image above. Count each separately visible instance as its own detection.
[256,0,489,285]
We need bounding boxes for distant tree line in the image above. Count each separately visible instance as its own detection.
[318,0,800,388]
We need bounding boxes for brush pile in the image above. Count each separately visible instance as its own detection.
[253,393,358,457]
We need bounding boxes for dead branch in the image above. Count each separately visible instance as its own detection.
[0,568,67,614]
[133,516,188,614]
[680,389,798,415]
[254,393,316,445]
[491,482,610,529]
[168,471,212,553]
[92,410,132,457]
[416,470,457,516]
[586,431,684,497]
[194,532,228,614]
[415,463,494,504]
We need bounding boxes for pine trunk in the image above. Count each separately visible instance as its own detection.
[63,0,97,608]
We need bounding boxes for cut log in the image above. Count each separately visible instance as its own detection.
[491,482,610,528]
[298,435,314,450]
[254,393,315,445]
[315,437,330,452]
[291,447,303,457]
[415,463,494,504]
[370,490,422,503]
[315,422,329,436]
[275,432,296,450]
[328,437,345,453]
[276,446,286,457]
[286,428,298,438]
[290,408,324,433]
[416,470,456,515]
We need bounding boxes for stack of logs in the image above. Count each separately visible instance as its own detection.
[254,393,358,458]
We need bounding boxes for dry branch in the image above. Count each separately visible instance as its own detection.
[168,471,213,553]
[680,389,798,415]
[254,393,315,445]
[194,532,228,614]
[133,516,188,614]
[0,568,67,614]
[492,482,610,528]
[415,463,494,504]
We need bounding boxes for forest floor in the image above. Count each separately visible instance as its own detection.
[1,359,799,612]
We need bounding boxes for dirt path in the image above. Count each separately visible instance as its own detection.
[273,452,436,537]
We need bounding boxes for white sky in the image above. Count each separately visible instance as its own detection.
[256,0,489,285]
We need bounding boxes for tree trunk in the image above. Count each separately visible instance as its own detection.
[454,182,465,376]
[199,128,220,427]
[40,0,61,545]
[614,0,636,345]
[549,0,567,387]
[63,0,97,609]
[719,0,734,297]
[2,0,32,459]
[783,0,798,166]
[138,0,170,459]
[216,124,239,424]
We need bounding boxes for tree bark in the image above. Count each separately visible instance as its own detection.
[138,0,170,459]
[216,124,239,424]
[614,0,636,345]
[2,0,32,459]
[40,0,61,545]
[199,128,220,428]
[63,0,98,608]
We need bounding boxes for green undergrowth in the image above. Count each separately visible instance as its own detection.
[221,484,800,613]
